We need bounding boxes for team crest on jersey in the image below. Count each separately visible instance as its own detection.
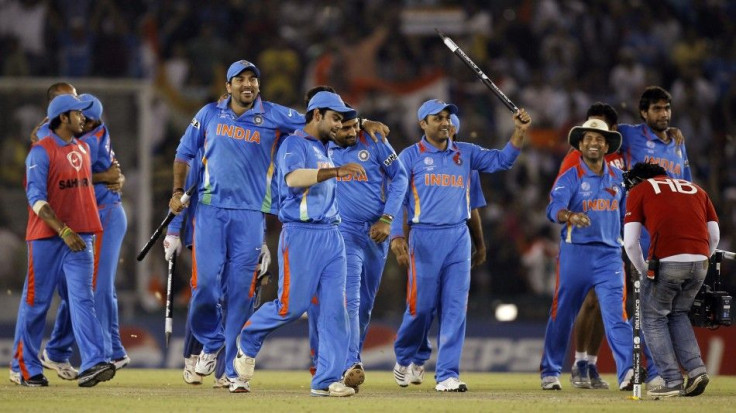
[453,153,462,165]
[423,157,434,166]
[646,140,655,149]
[67,151,83,171]
[77,144,87,154]
[358,150,370,161]
[581,182,590,191]
[604,186,619,197]
[191,118,201,129]
[254,115,263,125]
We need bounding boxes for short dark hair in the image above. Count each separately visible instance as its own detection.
[639,86,671,114]
[305,108,328,123]
[304,85,336,107]
[586,102,618,127]
[49,114,64,131]
[623,162,668,190]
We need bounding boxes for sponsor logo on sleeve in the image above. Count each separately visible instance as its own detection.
[383,152,397,166]
[191,118,201,129]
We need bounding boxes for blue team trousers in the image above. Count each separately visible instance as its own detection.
[308,221,389,369]
[12,235,106,378]
[45,203,128,362]
[189,204,260,379]
[239,223,349,390]
[182,253,227,380]
[540,243,633,385]
[394,223,471,383]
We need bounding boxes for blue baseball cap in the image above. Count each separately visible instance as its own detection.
[307,91,357,119]
[227,60,260,82]
[450,114,460,135]
[47,94,93,120]
[79,93,103,120]
[417,99,458,121]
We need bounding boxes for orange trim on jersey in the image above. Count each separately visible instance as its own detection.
[94,127,105,142]
[575,163,586,178]
[26,243,35,306]
[621,263,629,320]
[93,231,103,290]
[408,251,417,316]
[418,142,426,153]
[278,245,291,317]
[16,340,29,380]
[550,257,561,320]
[311,295,319,305]
[248,269,258,298]
[411,177,421,221]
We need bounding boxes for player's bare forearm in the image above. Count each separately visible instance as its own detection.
[361,119,390,143]
[509,109,531,147]
[37,204,85,251]
[468,209,486,268]
[169,161,190,214]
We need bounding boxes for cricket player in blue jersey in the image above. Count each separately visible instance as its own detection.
[390,100,531,392]
[13,95,116,387]
[306,105,408,392]
[540,118,634,391]
[41,95,130,373]
[234,91,363,397]
[618,86,690,387]
[169,60,303,393]
[401,113,488,386]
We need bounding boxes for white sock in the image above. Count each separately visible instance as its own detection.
[575,352,587,363]
[587,355,598,365]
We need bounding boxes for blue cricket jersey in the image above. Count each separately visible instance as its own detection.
[79,124,121,206]
[36,122,51,141]
[618,123,691,180]
[469,170,486,209]
[327,132,407,224]
[276,130,340,225]
[547,161,626,248]
[175,95,304,213]
[390,138,519,238]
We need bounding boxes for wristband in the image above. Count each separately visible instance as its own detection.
[173,187,184,195]
[379,217,392,225]
[59,225,73,238]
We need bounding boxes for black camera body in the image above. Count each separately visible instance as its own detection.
[689,251,733,329]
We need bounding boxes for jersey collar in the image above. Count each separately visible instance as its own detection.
[418,136,459,153]
[218,95,265,116]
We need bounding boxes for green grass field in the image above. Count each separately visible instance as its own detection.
[3,369,736,412]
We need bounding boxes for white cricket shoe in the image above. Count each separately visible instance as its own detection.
[9,370,20,385]
[228,377,250,393]
[195,347,223,377]
[541,376,562,390]
[182,356,202,385]
[233,348,256,381]
[408,363,424,385]
[310,381,356,397]
[436,377,468,392]
[113,355,131,370]
[41,349,78,380]
[393,363,409,387]
[212,375,229,388]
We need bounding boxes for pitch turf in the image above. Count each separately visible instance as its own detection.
[3,370,736,412]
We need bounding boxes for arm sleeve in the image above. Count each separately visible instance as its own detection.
[175,106,210,163]
[377,139,408,217]
[25,145,50,207]
[469,170,487,210]
[624,222,647,275]
[277,137,307,187]
[707,221,720,256]
[545,171,574,223]
[272,105,307,134]
[470,142,521,173]
[390,149,412,239]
